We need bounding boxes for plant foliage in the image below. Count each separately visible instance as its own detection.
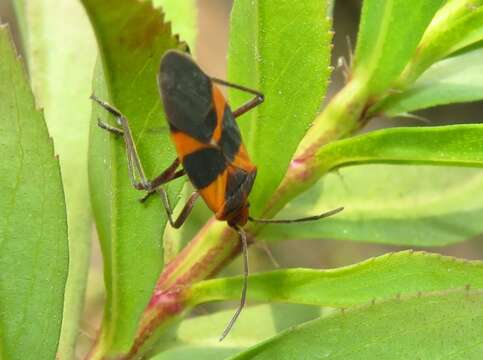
[1,0,482,358]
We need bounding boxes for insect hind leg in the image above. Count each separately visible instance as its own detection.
[158,190,199,229]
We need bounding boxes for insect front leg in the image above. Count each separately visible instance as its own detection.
[92,95,184,194]
[97,118,124,136]
[211,77,264,118]
[91,95,151,190]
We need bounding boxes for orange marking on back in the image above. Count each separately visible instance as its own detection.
[199,169,228,216]
[170,131,207,160]
[211,84,226,142]
[231,144,256,172]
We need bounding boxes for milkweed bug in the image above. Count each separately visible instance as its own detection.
[91,49,343,341]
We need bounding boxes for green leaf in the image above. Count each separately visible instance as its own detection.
[188,251,483,307]
[426,0,483,58]
[0,25,68,360]
[376,46,483,116]
[316,124,483,171]
[353,0,444,95]
[84,0,186,353]
[152,347,241,360]
[13,1,97,357]
[396,0,483,86]
[149,305,319,360]
[268,165,483,246]
[230,290,483,359]
[269,124,483,245]
[228,0,332,215]
[270,304,322,333]
[153,0,198,52]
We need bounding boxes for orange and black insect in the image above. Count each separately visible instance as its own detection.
[92,49,343,340]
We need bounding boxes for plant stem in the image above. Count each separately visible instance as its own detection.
[125,220,241,357]
[265,77,369,217]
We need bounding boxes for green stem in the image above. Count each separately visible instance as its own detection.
[265,77,370,216]
[124,220,240,358]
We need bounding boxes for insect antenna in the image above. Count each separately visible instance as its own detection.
[219,225,249,341]
[248,206,344,224]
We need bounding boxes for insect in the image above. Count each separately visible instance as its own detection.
[91,49,343,341]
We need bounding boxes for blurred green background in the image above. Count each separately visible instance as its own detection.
[1,0,482,357]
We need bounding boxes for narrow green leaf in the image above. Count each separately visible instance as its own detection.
[231,290,483,359]
[84,0,185,353]
[228,0,332,214]
[189,251,483,307]
[353,0,444,95]
[270,304,321,334]
[151,347,241,360]
[0,25,68,360]
[269,125,483,245]
[267,165,483,246]
[153,0,198,52]
[314,124,483,174]
[13,1,97,357]
[149,305,318,360]
[376,47,483,115]
[396,0,483,85]
[426,0,483,57]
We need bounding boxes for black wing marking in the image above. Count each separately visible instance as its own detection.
[182,147,227,189]
[223,167,256,217]
[159,50,217,143]
[218,105,242,162]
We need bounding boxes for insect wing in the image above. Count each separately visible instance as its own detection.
[159,50,216,143]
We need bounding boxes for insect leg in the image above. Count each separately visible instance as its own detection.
[140,169,186,203]
[211,77,264,118]
[219,225,249,341]
[97,118,124,135]
[92,95,180,193]
[158,190,199,229]
[139,161,186,203]
[91,95,151,190]
[148,158,184,190]
[249,206,344,224]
